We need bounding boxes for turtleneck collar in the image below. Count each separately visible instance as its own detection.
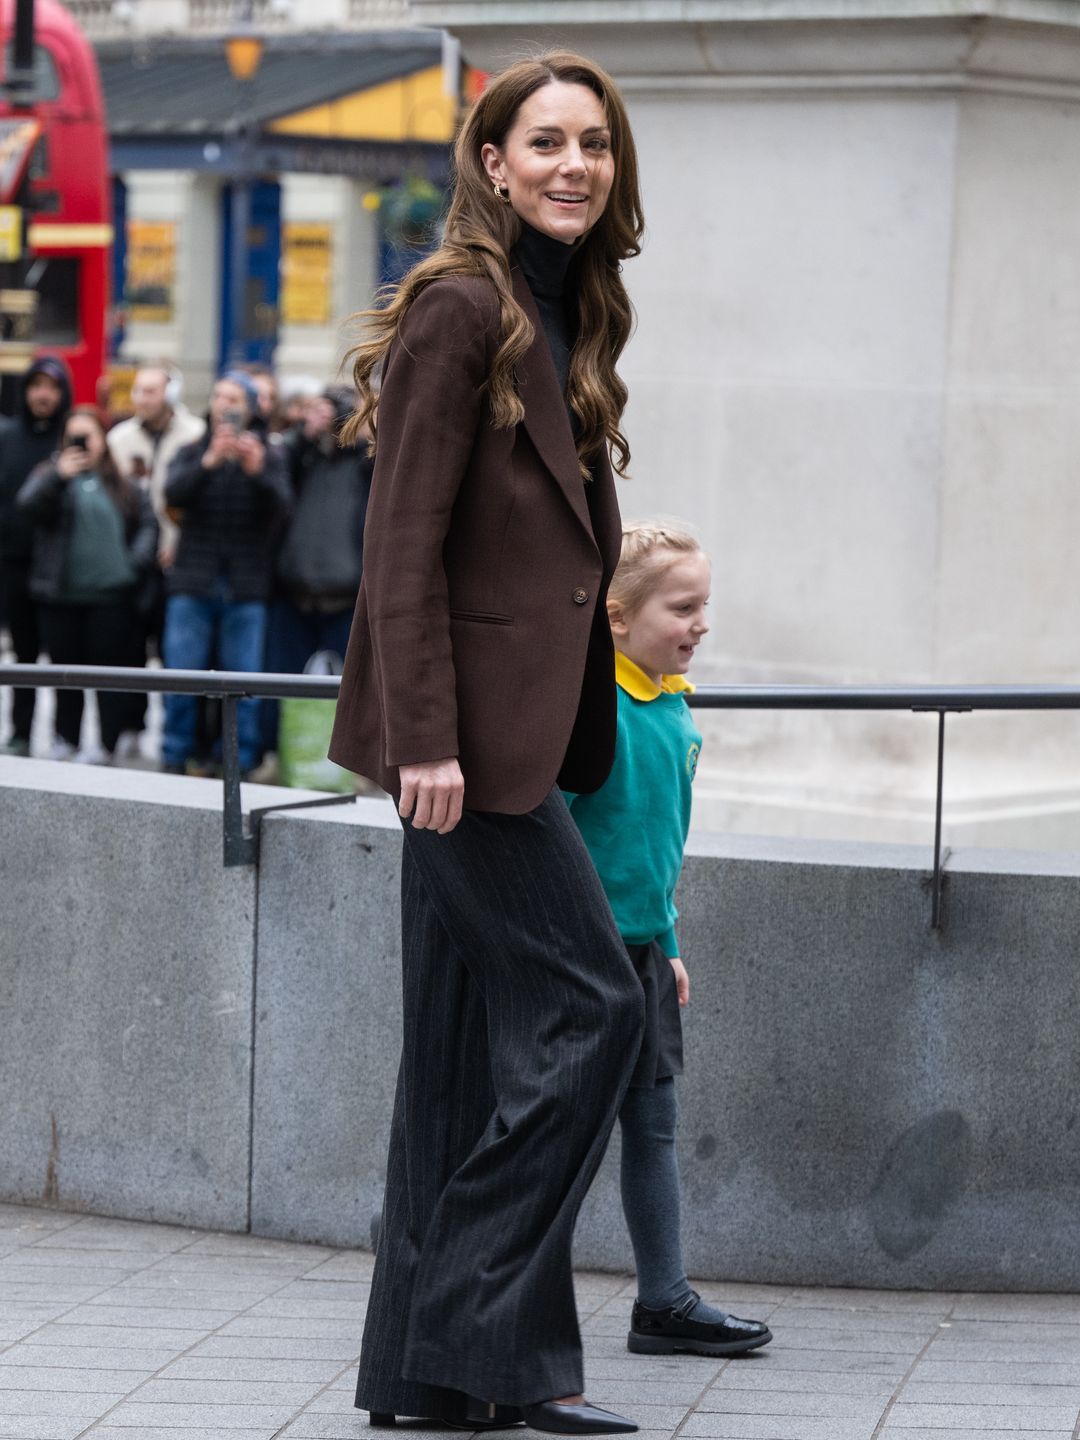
[513,220,577,299]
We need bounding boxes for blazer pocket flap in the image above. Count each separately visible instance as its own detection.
[449,609,513,625]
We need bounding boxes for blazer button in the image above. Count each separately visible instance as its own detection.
[572,587,590,605]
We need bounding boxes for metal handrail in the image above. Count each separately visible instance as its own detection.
[6,663,1080,924]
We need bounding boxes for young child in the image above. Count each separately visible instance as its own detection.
[567,521,773,1357]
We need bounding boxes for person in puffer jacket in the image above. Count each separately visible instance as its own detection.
[257,384,372,772]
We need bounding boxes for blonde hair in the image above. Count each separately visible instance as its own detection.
[341,51,644,476]
[607,520,704,620]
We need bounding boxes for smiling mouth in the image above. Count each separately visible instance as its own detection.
[546,192,588,205]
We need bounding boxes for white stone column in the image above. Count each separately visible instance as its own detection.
[118,169,222,411]
[274,174,380,388]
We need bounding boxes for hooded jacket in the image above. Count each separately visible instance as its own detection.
[276,388,372,604]
[0,356,73,566]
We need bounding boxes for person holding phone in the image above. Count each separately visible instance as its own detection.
[159,371,290,777]
[16,406,158,762]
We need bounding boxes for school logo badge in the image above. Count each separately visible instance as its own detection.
[686,741,700,781]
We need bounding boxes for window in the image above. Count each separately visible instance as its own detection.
[2,44,61,102]
[27,256,80,346]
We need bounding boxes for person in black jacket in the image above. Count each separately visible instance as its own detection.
[16,406,158,762]
[0,355,72,755]
[257,385,372,774]
[160,370,290,776]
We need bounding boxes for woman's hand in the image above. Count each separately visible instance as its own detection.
[56,446,91,480]
[669,956,690,1007]
[398,757,464,834]
[202,424,240,469]
[237,432,265,476]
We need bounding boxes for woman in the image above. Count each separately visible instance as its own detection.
[329,52,646,1434]
[17,406,158,762]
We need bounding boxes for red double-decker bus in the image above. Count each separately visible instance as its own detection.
[0,0,110,404]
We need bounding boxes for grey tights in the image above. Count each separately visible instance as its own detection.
[618,1078,690,1310]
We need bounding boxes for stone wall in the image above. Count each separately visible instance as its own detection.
[4,756,1080,1289]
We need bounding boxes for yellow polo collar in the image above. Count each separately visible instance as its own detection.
[615,651,695,702]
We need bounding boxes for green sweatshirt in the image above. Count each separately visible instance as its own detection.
[566,652,702,958]
[60,473,135,604]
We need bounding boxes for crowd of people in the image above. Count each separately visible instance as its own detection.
[0,353,372,781]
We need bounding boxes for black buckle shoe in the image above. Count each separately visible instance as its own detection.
[628,1290,772,1357]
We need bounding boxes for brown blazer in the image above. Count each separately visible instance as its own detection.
[328,266,623,814]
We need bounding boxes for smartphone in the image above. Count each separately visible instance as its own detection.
[69,435,88,451]
[222,409,245,430]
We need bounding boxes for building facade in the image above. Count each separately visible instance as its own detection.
[406,0,1080,848]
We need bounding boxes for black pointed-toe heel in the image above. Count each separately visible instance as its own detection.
[368,1415,397,1428]
[521,1402,637,1435]
[444,1395,524,1430]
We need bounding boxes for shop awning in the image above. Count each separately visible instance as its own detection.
[99,32,457,181]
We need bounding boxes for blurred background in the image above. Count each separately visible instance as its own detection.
[2,0,1080,848]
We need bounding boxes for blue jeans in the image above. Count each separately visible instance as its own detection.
[260,598,353,754]
[162,585,267,770]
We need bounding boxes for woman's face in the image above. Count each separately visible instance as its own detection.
[64,417,106,465]
[482,81,615,246]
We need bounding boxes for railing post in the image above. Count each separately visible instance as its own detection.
[931,710,947,931]
[221,694,257,867]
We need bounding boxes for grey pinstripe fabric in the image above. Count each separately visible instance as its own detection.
[354,789,645,1416]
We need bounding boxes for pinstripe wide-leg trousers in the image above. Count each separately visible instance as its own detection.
[354,789,645,1416]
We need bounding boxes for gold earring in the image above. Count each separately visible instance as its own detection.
[493,181,510,203]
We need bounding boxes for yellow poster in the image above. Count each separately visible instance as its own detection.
[126,220,176,324]
[282,223,332,326]
[0,205,22,262]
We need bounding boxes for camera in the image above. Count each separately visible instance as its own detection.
[69,435,88,451]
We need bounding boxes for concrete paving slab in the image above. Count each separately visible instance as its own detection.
[57,1305,241,1331]
[682,1415,875,1439]
[707,1371,897,1397]
[914,1359,1080,1384]
[0,1417,102,1439]
[160,1358,346,1384]
[695,1389,886,1419]
[886,1402,1076,1428]
[901,1380,1080,1406]
[100,1402,306,1428]
[186,1338,360,1362]
[19,1323,207,1349]
[29,1220,200,1253]
[239,1299,366,1322]
[880,1433,1075,1440]
[0,1364,151,1392]
[88,1430,280,1440]
[0,1345,183,1370]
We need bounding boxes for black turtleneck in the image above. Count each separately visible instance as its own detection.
[513,221,577,401]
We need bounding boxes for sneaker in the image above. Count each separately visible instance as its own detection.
[113,730,143,762]
[628,1292,773,1357]
[0,736,30,757]
[247,752,280,785]
[47,739,76,762]
[74,742,110,765]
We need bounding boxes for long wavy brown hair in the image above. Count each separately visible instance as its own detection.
[342,51,644,475]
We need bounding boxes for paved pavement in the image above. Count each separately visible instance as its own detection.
[3,1202,1080,1440]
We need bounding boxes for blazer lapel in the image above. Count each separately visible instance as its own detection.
[511,266,593,537]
